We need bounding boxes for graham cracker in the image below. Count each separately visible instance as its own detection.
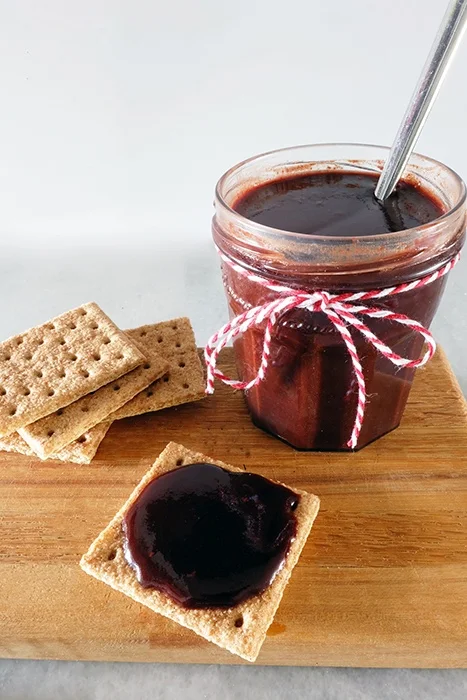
[18,335,169,458]
[0,432,35,457]
[0,302,145,438]
[109,353,205,421]
[0,421,112,465]
[129,318,197,358]
[55,421,113,464]
[108,322,205,421]
[80,442,320,662]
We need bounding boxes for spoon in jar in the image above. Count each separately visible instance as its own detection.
[374,0,467,202]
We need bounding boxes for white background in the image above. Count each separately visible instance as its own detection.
[1,1,467,698]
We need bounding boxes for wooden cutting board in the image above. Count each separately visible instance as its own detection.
[1,348,467,668]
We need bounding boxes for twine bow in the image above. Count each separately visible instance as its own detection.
[205,251,459,449]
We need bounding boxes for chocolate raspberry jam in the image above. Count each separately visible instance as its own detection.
[212,144,466,451]
[123,462,299,608]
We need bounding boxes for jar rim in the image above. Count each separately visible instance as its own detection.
[215,142,466,244]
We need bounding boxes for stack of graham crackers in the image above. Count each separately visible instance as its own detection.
[0,303,206,464]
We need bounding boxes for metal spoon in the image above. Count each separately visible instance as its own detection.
[375,0,467,202]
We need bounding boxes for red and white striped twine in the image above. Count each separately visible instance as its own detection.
[205,249,460,449]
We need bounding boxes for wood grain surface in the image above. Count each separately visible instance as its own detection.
[1,348,467,667]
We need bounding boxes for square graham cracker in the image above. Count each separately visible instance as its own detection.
[80,442,320,662]
[108,321,205,421]
[54,421,113,464]
[130,318,197,358]
[18,333,169,458]
[0,303,145,438]
[0,432,35,457]
[0,421,112,465]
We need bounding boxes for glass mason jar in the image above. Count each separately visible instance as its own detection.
[212,144,466,451]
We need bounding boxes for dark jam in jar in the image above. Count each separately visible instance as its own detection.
[234,172,442,236]
[122,462,300,608]
[220,171,452,451]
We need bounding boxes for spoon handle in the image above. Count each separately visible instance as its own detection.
[375,0,467,202]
